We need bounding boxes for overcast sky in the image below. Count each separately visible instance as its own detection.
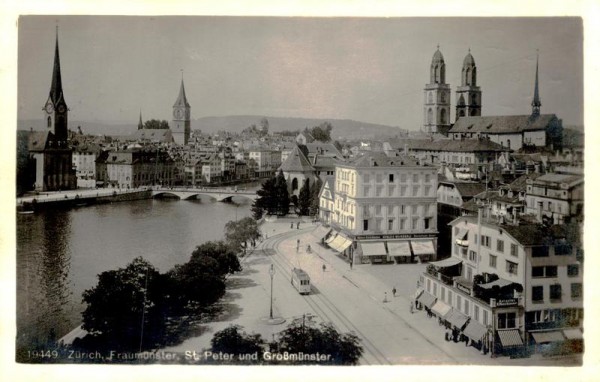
[17,16,583,129]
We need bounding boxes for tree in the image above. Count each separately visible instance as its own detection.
[143,119,170,129]
[189,241,242,276]
[225,217,261,252]
[333,140,343,152]
[253,177,278,217]
[81,257,168,352]
[298,179,311,216]
[309,178,323,216]
[211,325,264,362]
[276,318,363,365]
[274,170,290,216]
[309,122,333,142]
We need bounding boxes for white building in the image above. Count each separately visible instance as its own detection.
[525,173,584,225]
[320,152,438,265]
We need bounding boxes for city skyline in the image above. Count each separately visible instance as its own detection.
[17,16,583,130]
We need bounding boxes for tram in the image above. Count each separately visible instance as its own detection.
[291,268,311,295]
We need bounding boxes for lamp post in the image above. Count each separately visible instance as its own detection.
[269,264,275,319]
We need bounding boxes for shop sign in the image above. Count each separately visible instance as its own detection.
[354,233,437,240]
[456,284,471,294]
[496,298,518,307]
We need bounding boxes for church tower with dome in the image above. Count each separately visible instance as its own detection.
[423,46,451,135]
[455,49,482,121]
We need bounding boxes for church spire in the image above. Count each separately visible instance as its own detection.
[138,110,143,130]
[173,75,190,108]
[50,26,65,106]
[531,51,541,117]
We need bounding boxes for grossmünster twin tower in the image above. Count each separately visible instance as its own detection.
[423,47,482,135]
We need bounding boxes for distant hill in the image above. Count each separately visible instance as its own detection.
[18,116,407,140]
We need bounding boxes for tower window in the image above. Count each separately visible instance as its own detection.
[47,116,52,128]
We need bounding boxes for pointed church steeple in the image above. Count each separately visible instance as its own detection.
[173,77,190,108]
[531,52,541,117]
[43,26,69,142]
[50,26,66,106]
[138,110,144,130]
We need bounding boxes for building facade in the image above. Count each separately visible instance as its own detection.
[455,50,482,121]
[321,152,438,265]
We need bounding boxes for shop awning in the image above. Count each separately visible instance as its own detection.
[463,320,488,341]
[455,228,469,246]
[325,234,338,245]
[361,241,387,257]
[497,329,523,347]
[410,240,436,256]
[563,328,583,340]
[413,287,424,300]
[417,291,437,309]
[431,300,452,318]
[531,330,565,344]
[330,236,352,252]
[445,309,469,329]
[478,278,514,289]
[337,238,353,252]
[311,226,331,241]
[430,257,462,268]
[387,241,411,257]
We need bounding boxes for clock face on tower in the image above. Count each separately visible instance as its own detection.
[45,103,54,113]
[173,109,184,119]
[57,105,66,113]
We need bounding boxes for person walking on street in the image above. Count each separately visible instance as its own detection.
[297,221,300,229]
[410,301,414,314]
[291,222,294,229]
[322,264,326,273]
[392,287,396,297]
[296,239,300,252]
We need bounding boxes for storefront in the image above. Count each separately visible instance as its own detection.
[410,240,436,262]
[359,241,388,264]
[387,240,413,263]
[311,225,331,244]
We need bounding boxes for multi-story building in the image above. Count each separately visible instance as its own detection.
[105,148,176,188]
[321,152,438,265]
[72,144,102,188]
[201,153,222,184]
[248,148,282,178]
[417,208,583,356]
[525,173,584,225]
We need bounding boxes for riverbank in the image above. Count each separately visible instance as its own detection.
[17,189,152,212]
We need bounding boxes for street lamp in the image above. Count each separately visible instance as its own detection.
[269,264,275,319]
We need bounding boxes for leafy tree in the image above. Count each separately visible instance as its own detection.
[309,122,333,142]
[211,325,265,361]
[81,257,168,351]
[190,241,241,276]
[276,318,363,365]
[225,217,261,252]
[164,255,226,316]
[253,177,278,216]
[309,178,323,216]
[333,140,343,152]
[143,119,170,129]
[274,170,290,216]
[251,200,264,220]
[298,179,311,216]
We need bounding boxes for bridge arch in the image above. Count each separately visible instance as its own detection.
[152,191,182,199]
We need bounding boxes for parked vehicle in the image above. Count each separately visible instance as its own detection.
[291,268,311,295]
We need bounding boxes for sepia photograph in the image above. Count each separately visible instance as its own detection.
[8,6,593,377]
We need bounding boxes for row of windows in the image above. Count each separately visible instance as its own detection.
[363,185,434,197]
[531,283,582,302]
[363,203,435,216]
[363,173,433,184]
[526,308,583,324]
[363,217,433,231]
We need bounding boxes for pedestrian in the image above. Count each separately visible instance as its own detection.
[322,264,326,273]
[297,221,300,229]
[349,261,353,270]
[383,292,388,303]
[297,239,300,251]
[291,222,294,229]
[392,287,396,297]
[410,301,414,314]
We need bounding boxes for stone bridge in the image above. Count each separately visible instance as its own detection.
[151,187,258,202]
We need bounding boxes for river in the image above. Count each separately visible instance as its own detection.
[16,195,252,353]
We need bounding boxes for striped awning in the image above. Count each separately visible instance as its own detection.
[431,300,452,318]
[413,287,424,300]
[563,328,583,340]
[445,309,469,329]
[337,238,353,252]
[463,320,488,341]
[410,240,436,255]
[417,291,437,309]
[330,236,352,252]
[311,225,331,240]
[361,241,387,257]
[497,329,523,347]
[325,234,337,245]
[387,241,412,257]
[531,330,565,344]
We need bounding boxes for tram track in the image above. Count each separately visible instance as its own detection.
[253,229,391,365]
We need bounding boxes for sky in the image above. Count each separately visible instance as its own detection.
[17,16,583,130]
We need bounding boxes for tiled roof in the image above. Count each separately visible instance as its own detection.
[279,145,315,173]
[453,182,487,197]
[346,152,418,168]
[27,131,52,151]
[387,138,507,152]
[534,173,583,185]
[507,173,543,192]
[305,142,343,157]
[450,114,557,134]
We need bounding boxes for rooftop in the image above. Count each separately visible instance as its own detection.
[450,114,558,134]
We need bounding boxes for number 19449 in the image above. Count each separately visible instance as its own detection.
[28,350,58,359]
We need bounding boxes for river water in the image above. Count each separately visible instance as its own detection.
[16,196,252,352]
